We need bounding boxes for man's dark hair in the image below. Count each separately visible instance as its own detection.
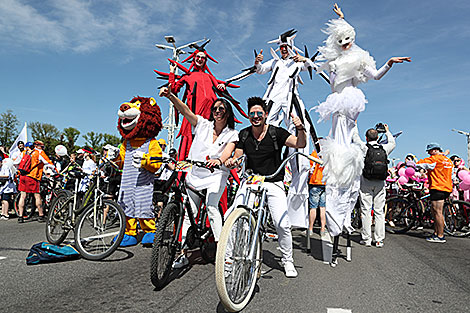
[208,98,235,129]
[247,97,267,112]
[365,128,379,141]
[450,155,460,161]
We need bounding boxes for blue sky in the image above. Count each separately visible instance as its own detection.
[1,0,469,163]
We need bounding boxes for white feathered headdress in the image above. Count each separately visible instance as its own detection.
[318,19,356,61]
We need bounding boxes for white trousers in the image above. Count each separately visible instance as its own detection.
[181,181,225,243]
[232,180,293,264]
[359,177,386,243]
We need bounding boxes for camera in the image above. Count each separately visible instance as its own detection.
[375,122,386,133]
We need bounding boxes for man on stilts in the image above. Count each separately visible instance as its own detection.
[253,29,321,228]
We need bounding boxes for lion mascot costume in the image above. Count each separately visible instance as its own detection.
[115,96,163,247]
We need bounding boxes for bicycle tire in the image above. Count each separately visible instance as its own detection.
[150,202,181,289]
[45,194,73,245]
[215,207,261,312]
[385,197,415,234]
[452,200,470,231]
[444,202,457,235]
[74,199,125,260]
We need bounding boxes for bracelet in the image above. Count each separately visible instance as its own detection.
[217,158,223,165]
[296,126,306,132]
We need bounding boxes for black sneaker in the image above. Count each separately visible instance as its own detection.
[37,216,46,223]
[18,217,24,223]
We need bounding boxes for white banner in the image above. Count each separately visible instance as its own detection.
[9,122,27,164]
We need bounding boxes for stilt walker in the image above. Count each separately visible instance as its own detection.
[315,4,411,267]
[252,30,321,228]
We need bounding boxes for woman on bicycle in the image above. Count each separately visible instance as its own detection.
[160,82,238,268]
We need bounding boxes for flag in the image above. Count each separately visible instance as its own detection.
[9,122,27,164]
[378,131,403,145]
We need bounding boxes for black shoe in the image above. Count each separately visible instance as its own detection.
[18,217,24,223]
[37,216,46,223]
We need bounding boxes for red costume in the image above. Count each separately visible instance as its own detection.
[155,43,247,160]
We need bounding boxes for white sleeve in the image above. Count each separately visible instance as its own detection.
[192,115,207,135]
[363,63,391,80]
[383,131,396,154]
[351,126,367,153]
[255,59,274,75]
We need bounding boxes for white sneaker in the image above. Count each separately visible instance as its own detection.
[360,240,372,247]
[172,254,189,269]
[0,215,9,220]
[376,241,384,248]
[283,261,298,278]
[301,229,315,237]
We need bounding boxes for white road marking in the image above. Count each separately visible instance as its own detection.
[0,256,7,260]
[327,308,352,313]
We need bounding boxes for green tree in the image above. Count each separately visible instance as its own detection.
[62,127,81,154]
[83,131,103,151]
[102,133,121,147]
[0,110,19,147]
[29,121,60,155]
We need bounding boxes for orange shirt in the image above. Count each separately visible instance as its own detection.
[418,154,453,192]
[27,148,53,181]
[308,151,325,186]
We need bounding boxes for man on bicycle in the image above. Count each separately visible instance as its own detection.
[226,96,307,278]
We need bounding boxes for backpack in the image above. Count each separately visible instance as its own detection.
[239,125,280,151]
[362,143,389,180]
[18,152,32,176]
[26,242,80,265]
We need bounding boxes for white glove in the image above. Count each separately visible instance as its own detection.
[132,151,145,168]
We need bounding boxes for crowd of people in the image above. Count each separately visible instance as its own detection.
[0,5,466,284]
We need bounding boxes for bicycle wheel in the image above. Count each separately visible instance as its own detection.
[150,202,181,288]
[444,202,457,235]
[385,197,415,234]
[45,194,73,245]
[452,200,470,231]
[215,207,261,312]
[74,200,125,260]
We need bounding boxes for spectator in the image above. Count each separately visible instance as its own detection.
[353,123,396,248]
[418,143,453,243]
[17,140,55,223]
[0,158,17,220]
[305,148,326,237]
[11,141,25,166]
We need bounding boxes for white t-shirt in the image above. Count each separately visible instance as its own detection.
[186,116,238,189]
[0,165,17,194]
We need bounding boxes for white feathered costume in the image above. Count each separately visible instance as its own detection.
[315,19,392,236]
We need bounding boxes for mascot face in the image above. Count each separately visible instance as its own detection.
[117,96,163,140]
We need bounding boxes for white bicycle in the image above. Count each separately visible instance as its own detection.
[215,152,321,312]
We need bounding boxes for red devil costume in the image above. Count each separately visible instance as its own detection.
[154,40,247,160]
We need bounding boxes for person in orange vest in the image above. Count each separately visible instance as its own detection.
[17,140,55,223]
[306,149,326,237]
[417,143,453,243]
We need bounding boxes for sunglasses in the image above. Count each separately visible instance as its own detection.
[195,55,207,60]
[211,106,226,113]
[249,111,264,118]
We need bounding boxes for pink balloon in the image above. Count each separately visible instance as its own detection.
[405,167,415,177]
[459,182,470,191]
[463,175,470,185]
[458,170,469,180]
[398,168,407,177]
[398,176,409,184]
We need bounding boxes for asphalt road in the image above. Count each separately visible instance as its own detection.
[1,218,469,313]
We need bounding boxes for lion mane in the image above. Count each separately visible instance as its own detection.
[117,96,163,140]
